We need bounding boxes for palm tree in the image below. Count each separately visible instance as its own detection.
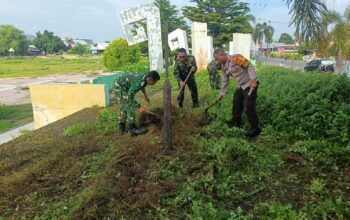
[253,23,264,45]
[327,6,350,73]
[284,0,328,43]
[253,22,274,51]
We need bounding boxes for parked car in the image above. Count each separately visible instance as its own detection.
[304,59,334,72]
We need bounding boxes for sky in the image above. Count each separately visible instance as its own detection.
[0,0,348,42]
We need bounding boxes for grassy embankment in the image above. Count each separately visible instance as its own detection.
[0,64,349,219]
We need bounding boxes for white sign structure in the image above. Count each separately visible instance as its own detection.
[232,33,253,59]
[207,36,214,62]
[118,3,163,71]
[229,41,234,55]
[191,22,208,71]
[168,28,188,52]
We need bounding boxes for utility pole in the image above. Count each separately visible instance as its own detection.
[163,22,173,150]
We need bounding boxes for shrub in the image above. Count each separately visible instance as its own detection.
[102,39,141,71]
[257,67,350,144]
[67,44,91,55]
[64,123,94,137]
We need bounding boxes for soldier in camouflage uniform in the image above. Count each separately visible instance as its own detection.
[174,48,199,108]
[207,60,221,89]
[113,70,160,135]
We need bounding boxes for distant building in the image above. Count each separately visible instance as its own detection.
[62,38,95,49]
[27,45,40,56]
[91,42,110,55]
[259,43,299,54]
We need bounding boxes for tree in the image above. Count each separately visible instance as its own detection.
[278,33,294,44]
[183,0,254,47]
[284,0,327,43]
[252,22,274,44]
[326,6,350,72]
[155,0,188,34]
[0,25,28,56]
[102,39,141,71]
[34,30,65,54]
[67,44,91,55]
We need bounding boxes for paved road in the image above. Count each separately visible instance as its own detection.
[0,122,34,145]
[258,57,307,70]
[0,70,102,105]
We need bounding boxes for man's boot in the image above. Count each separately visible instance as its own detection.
[128,123,137,133]
[128,123,148,137]
[227,118,241,128]
[119,122,126,134]
[178,102,183,108]
[244,127,261,138]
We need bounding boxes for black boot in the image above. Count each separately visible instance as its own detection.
[192,102,199,108]
[245,127,261,138]
[227,118,241,128]
[128,123,148,137]
[128,122,136,130]
[179,102,183,108]
[119,122,126,134]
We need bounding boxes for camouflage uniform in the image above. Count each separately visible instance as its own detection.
[173,55,198,105]
[207,60,221,89]
[113,72,147,125]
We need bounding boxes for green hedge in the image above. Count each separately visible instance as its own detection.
[257,67,350,144]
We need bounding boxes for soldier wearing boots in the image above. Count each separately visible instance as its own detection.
[214,48,261,138]
[174,48,199,108]
[113,71,160,135]
[207,59,221,90]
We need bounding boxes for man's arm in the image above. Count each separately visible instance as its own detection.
[247,63,258,91]
[218,71,229,100]
[173,61,181,82]
[127,84,142,109]
[141,87,150,103]
[189,56,198,73]
[247,63,257,79]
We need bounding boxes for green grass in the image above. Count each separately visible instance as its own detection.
[0,57,105,78]
[0,66,349,219]
[0,104,33,133]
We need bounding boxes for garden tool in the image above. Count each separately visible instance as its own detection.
[204,100,221,118]
[177,68,195,96]
[144,110,162,119]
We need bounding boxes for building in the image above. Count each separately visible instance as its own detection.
[91,42,110,55]
[27,45,40,56]
[259,43,299,54]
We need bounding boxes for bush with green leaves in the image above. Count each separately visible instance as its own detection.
[256,67,350,144]
[67,44,91,55]
[101,39,141,71]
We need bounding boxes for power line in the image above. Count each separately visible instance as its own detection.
[256,17,290,24]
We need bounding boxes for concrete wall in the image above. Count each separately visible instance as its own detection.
[118,3,163,72]
[168,28,188,52]
[232,33,253,59]
[90,72,123,92]
[191,22,208,71]
[30,84,108,129]
[229,41,234,55]
[207,36,214,63]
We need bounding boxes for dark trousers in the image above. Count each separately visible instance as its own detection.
[232,85,259,129]
[177,76,198,104]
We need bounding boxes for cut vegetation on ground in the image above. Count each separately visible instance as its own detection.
[0,67,349,219]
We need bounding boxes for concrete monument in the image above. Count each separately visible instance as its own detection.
[232,33,253,59]
[118,3,163,71]
[168,28,188,51]
[191,22,208,71]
